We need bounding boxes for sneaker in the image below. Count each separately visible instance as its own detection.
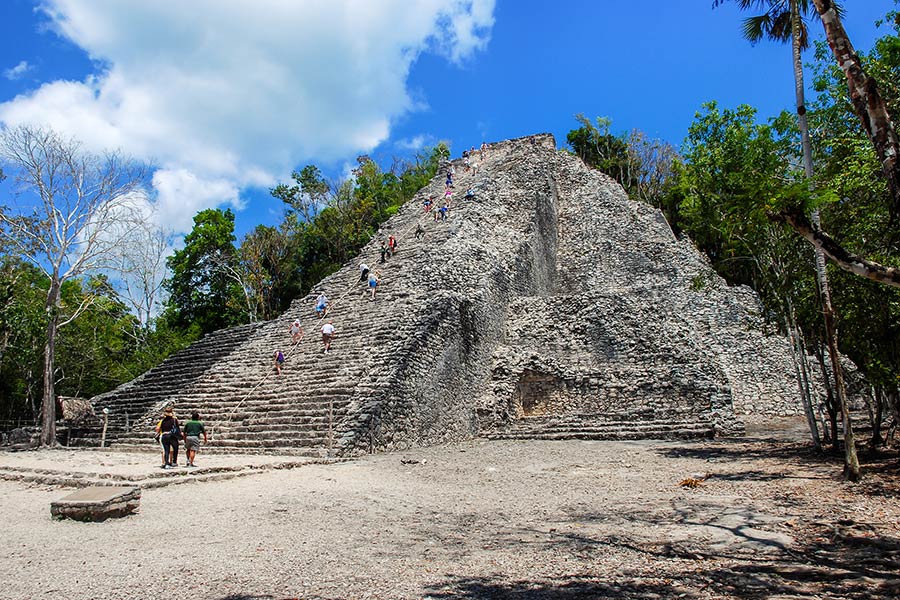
[163,464,172,470]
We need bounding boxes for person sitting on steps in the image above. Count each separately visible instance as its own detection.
[415,223,425,239]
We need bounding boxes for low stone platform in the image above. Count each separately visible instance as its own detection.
[0,447,346,489]
[51,486,141,521]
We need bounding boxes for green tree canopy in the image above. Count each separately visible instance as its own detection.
[163,208,247,335]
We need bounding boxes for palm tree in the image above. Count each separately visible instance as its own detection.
[714,0,860,480]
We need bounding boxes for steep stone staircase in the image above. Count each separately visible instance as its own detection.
[90,322,263,436]
[89,139,533,455]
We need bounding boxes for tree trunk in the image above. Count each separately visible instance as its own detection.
[785,301,820,449]
[870,386,884,448]
[815,345,839,449]
[40,280,61,447]
[823,311,860,480]
[792,2,859,479]
[811,0,900,220]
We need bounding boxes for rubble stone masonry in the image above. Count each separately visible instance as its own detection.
[90,134,821,455]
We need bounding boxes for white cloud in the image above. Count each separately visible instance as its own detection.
[3,60,32,80]
[396,135,430,151]
[0,0,496,233]
[151,169,242,234]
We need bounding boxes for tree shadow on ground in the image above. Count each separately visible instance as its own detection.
[659,440,900,490]
[423,499,900,599]
[218,595,313,600]
[657,440,823,463]
[423,575,681,599]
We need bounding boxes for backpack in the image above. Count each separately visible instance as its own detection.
[168,420,181,439]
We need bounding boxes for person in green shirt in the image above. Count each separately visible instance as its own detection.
[183,412,208,467]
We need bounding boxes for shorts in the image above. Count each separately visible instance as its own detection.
[322,333,333,342]
[369,279,377,288]
[316,303,326,313]
[185,435,201,451]
[361,269,369,280]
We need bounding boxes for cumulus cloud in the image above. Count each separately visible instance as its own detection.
[0,0,496,233]
[3,60,33,80]
[396,135,430,151]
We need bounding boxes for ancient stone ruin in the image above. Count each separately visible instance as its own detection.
[88,134,814,456]
[50,486,141,522]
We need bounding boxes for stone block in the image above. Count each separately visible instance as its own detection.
[51,486,141,522]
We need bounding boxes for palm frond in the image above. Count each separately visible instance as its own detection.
[742,14,774,44]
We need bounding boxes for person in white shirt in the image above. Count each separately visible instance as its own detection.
[321,321,335,354]
[289,319,303,343]
[315,292,328,316]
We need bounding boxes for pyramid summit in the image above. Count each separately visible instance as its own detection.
[89,133,808,455]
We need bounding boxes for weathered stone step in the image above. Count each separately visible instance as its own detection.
[487,427,714,441]
[486,414,718,441]
[219,419,336,432]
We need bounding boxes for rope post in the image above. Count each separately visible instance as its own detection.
[100,408,109,448]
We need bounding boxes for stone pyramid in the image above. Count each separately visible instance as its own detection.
[90,134,806,455]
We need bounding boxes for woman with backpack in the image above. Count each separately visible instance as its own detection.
[155,406,182,469]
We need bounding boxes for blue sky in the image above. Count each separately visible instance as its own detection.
[0,0,896,241]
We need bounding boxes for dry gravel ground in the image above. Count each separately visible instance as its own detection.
[1,418,898,600]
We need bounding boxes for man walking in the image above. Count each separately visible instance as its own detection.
[182,412,208,467]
